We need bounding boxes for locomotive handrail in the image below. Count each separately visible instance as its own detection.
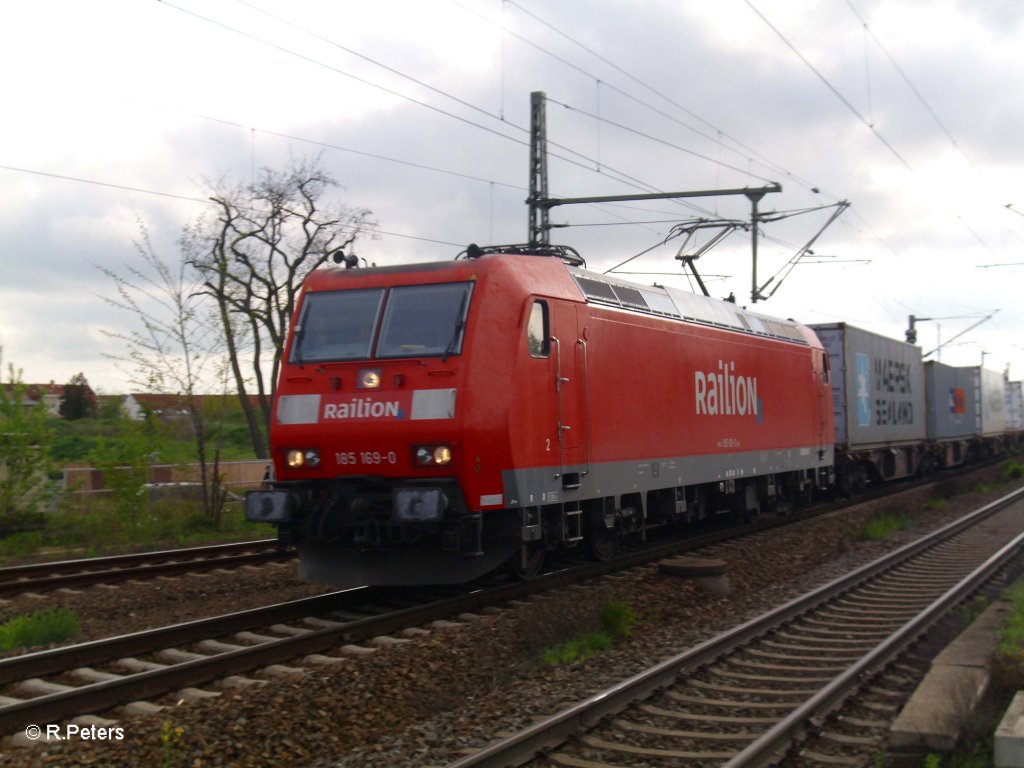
[578,336,591,479]
[551,334,568,481]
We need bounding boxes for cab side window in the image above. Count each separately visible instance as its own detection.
[527,301,549,358]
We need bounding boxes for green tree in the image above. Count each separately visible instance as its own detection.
[87,413,164,522]
[58,372,97,421]
[100,227,229,528]
[0,349,56,535]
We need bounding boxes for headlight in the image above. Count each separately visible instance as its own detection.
[286,449,320,468]
[358,368,382,389]
[414,445,452,466]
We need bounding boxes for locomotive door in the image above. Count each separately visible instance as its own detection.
[550,301,589,487]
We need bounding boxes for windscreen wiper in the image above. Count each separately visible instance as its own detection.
[441,287,471,362]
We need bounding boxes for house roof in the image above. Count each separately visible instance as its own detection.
[5,380,95,403]
[126,393,263,411]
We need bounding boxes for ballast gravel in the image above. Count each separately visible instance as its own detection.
[0,561,333,660]
[0,467,1017,767]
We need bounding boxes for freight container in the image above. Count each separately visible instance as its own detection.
[976,366,1007,437]
[924,361,978,441]
[809,322,926,485]
[810,323,926,446]
[1007,380,1023,431]
[924,361,979,467]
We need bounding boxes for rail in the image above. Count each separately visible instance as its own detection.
[444,485,1024,767]
[0,539,286,597]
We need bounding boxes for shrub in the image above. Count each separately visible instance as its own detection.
[0,530,46,560]
[857,510,910,541]
[0,353,58,535]
[540,598,636,667]
[1002,460,1024,482]
[0,607,80,651]
[998,581,1024,658]
[600,598,637,639]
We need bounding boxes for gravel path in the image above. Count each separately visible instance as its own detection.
[1,468,1018,767]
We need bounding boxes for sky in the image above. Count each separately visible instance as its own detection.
[2,0,1023,394]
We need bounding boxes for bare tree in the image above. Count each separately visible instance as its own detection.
[184,156,375,458]
[99,227,229,527]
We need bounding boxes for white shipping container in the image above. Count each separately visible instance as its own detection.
[976,367,1006,437]
[1007,381,1024,431]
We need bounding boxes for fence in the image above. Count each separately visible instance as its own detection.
[64,460,271,496]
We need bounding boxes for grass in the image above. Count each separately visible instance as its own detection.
[0,498,268,564]
[49,407,261,464]
[857,509,910,541]
[161,720,186,768]
[1002,459,1024,481]
[540,598,636,667]
[929,578,1024,768]
[0,607,80,651]
[998,580,1024,658]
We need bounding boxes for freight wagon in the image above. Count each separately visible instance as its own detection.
[1007,380,1023,448]
[924,361,981,468]
[810,322,927,490]
[977,366,1007,440]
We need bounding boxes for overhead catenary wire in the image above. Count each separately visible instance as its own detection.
[842,0,1021,238]
[475,1,905,261]
[124,97,528,192]
[744,0,912,171]
[50,0,840,249]
[11,0,882,270]
[844,0,972,165]
[15,1,1012,276]
[3,0,1022,391]
[497,0,817,190]
[545,97,780,186]
[0,163,464,248]
[745,0,998,254]
[157,0,720,233]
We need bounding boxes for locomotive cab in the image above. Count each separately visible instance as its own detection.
[246,254,560,586]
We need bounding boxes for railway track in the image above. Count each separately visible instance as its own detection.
[0,539,290,597]
[445,486,1024,768]
[0,461,990,602]
[0,521,766,739]
[0,494,887,740]
[0,584,464,736]
[2,473,1016,754]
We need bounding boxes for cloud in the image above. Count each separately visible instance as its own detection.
[1,0,1023,391]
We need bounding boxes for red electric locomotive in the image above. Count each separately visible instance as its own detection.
[246,245,835,586]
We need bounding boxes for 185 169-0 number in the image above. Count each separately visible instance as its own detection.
[336,451,398,466]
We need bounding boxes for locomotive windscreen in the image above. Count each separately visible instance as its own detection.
[377,282,473,358]
[291,282,473,363]
[291,287,383,362]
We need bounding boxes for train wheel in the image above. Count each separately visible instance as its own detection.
[587,526,618,561]
[511,542,545,580]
